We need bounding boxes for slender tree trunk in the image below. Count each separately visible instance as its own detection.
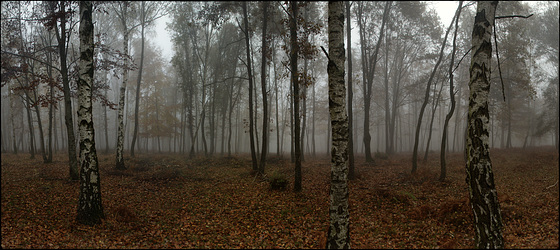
[274,43,281,157]
[412,9,455,174]
[103,88,109,154]
[50,1,79,178]
[243,2,257,171]
[291,1,302,192]
[24,97,35,158]
[46,44,54,162]
[346,1,355,180]
[440,1,462,181]
[423,79,444,162]
[76,1,104,225]
[466,2,503,248]
[10,83,18,155]
[115,2,129,170]
[131,1,146,157]
[358,1,390,163]
[259,1,269,174]
[32,91,47,162]
[326,2,349,247]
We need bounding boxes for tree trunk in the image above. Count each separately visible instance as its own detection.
[115,2,129,170]
[466,1,503,248]
[243,2,257,171]
[423,77,444,162]
[24,96,36,158]
[259,1,269,175]
[104,88,109,154]
[131,1,146,157]
[49,1,78,178]
[346,1,355,180]
[76,1,104,225]
[326,2,350,248]
[440,1,462,181]
[358,1,390,163]
[291,1,302,192]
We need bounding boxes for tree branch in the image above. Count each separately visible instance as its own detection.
[452,47,472,74]
[495,14,533,19]
[493,19,506,102]
[320,46,331,62]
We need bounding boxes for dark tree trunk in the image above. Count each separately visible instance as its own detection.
[49,1,79,178]
[131,1,147,158]
[291,1,302,192]
[259,1,269,175]
[357,1,390,163]
[242,2,258,172]
[423,78,444,162]
[440,1,462,182]
[412,7,455,174]
[346,1,355,180]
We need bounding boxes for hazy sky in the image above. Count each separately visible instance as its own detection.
[151,1,462,62]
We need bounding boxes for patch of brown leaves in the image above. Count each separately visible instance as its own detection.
[1,147,558,248]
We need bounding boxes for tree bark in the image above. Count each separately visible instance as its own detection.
[466,1,503,248]
[326,2,350,248]
[76,1,104,225]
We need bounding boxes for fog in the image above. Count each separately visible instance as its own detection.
[1,1,558,158]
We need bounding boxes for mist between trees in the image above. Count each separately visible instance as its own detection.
[2,1,557,160]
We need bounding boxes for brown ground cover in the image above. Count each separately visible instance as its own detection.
[1,147,558,248]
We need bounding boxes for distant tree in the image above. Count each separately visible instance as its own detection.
[259,1,269,175]
[411,3,457,174]
[465,1,503,248]
[355,1,391,163]
[130,1,167,157]
[242,2,258,171]
[290,1,302,192]
[346,1,355,180]
[46,1,79,179]
[112,1,133,170]
[440,1,463,182]
[76,0,104,226]
[325,2,350,248]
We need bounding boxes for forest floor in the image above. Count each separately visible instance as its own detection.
[1,147,558,249]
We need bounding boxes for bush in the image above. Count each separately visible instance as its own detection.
[269,171,288,190]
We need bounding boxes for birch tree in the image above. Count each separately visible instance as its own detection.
[325,1,349,248]
[76,0,104,225]
[466,1,503,248]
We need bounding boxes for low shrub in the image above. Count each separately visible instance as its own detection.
[269,171,289,190]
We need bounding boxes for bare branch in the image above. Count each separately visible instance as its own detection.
[495,14,533,19]
[493,19,506,102]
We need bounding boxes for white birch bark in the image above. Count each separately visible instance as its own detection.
[466,1,503,248]
[326,2,350,248]
[76,0,104,225]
